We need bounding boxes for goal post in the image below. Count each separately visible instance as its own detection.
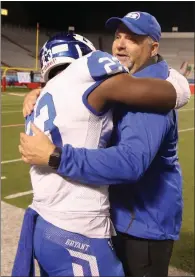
[1,67,41,92]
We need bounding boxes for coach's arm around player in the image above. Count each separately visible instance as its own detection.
[23,68,190,118]
[20,67,190,170]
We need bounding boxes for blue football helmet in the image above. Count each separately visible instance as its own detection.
[40,32,96,82]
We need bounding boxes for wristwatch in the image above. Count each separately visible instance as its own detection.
[48,146,62,170]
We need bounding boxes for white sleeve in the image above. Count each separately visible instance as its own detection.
[166,68,191,109]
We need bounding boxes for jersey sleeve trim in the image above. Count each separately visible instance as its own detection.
[82,79,110,116]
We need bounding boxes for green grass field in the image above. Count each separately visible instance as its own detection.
[1,93,194,273]
[4,86,31,93]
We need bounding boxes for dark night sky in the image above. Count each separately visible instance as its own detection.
[1,1,194,32]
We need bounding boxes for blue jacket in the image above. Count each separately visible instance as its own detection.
[57,59,183,240]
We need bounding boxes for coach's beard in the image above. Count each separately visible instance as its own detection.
[128,61,135,72]
[125,60,136,74]
[116,56,134,72]
[126,56,136,73]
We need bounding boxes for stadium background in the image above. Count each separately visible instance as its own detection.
[1,1,194,276]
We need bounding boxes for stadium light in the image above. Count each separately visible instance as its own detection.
[1,9,8,16]
[68,26,75,33]
[172,26,178,32]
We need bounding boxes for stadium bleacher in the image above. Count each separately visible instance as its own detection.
[1,24,194,92]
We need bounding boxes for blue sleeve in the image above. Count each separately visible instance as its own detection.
[57,111,172,185]
[82,51,128,116]
[87,50,128,81]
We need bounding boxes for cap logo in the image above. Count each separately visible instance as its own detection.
[125,12,140,20]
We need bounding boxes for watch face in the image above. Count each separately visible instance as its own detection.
[49,147,62,169]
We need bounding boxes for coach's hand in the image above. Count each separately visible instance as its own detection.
[19,123,55,165]
[23,89,41,117]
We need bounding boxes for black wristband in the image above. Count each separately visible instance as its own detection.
[48,146,62,170]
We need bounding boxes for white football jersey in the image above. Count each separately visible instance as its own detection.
[26,50,128,238]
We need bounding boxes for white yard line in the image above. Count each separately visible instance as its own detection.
[178,127,194,133]
[1,110,22,114]
[1,176,6,180]
[1,158,22,164]
[8,93,26,97]
[1,123,24,128]
[4,190,33,199]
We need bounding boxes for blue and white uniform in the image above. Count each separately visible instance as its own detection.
[25,50,127,276]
